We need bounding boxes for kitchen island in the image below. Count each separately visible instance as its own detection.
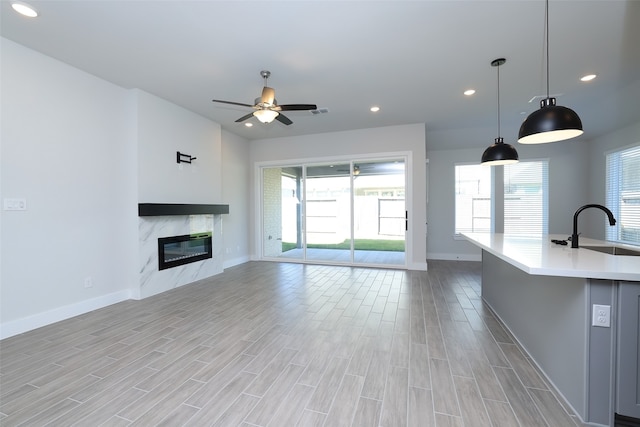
[463,233,640,426]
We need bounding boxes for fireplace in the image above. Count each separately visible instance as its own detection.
[158,233,212,270]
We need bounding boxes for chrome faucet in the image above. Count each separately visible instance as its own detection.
[571,204,616,248]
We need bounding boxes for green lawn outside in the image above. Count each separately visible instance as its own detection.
[282,239,404,252]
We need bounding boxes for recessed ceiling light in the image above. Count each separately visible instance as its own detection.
[244,122,253,127]
[464,89,476,96]
[370,106,380,112]
[580,74,596,82]
[11,1,38,17]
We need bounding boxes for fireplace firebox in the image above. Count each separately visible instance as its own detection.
[158,233,212,270]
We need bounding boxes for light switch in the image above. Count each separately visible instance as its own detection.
[3,198,27,211]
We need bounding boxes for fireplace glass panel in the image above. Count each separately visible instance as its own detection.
[158,233,212,270]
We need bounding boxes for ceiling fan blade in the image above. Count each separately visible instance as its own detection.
[275,113,293,125]
[235,112,255,123]
[261,87,275,106]
[278,104,318,111]
[212,99,254,108]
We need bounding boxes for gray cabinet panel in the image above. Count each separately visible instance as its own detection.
[617,282,640,419]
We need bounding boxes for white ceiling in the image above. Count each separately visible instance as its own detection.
[2,0,639,148]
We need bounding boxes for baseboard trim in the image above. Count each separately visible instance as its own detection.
[408,261,429,271]
[0,290,132,340]
[223,255,251,269]
[427,252,482,262]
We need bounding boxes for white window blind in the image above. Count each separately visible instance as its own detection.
[606,145,640,245]
[455,164,492,234]
[504,160,549,235]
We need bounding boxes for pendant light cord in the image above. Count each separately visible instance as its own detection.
[497,63,501,138]
[545,0,550,98]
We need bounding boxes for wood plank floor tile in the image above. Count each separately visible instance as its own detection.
[434,413,464,427]
[408,386,435,427]
[380,366,409,427]
[244,347,299,397]
[155,404,199,427]
[453,374,491,427]
[183,371,256,425]
[267,383,315,426]
[297,409,327,426]
[211,393,260,427]
[483,399,520,427]
[305,357,350,413]
[499,343,548,390]
[324,374,365,426]
[361,349,392,400]
[493,366,549,426]
[351,397,382,427]
[528,387,580,427]
[425,326,447,360]
[0,260,585,427]
[430,357,460,417]
[244,363,305,425]
[129,379,204,426]
[408,343,430,389]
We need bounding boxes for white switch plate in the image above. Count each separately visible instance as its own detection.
[592,304,611,328]
[3,198,27,211]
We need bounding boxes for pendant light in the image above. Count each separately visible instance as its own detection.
[518,0,583,144]
[482,58,519,166]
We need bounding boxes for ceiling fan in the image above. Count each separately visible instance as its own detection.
[212,70,317,125]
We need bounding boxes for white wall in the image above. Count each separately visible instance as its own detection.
[136,90,222,203]
[426,125,589,260]
[221,129,251,268]
[249,124,427,270]
[1,38,138,337]
[0,39,238,338]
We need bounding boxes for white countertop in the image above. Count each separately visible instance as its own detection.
[462,233,640,281]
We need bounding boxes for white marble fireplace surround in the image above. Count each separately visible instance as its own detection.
[138,213,224,299]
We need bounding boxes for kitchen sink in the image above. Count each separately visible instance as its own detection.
[581,245,640,256]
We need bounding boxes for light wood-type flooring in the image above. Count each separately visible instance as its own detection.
[0,260,586,426]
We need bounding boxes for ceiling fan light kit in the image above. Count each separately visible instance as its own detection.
[482,58,519,166]
[212,70,317,126]
[517,0,583,144]
[253,109,279,123]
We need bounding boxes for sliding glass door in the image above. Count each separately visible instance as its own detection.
[261,157,406,267]
[352,160,406,265]
[304,163,353,262]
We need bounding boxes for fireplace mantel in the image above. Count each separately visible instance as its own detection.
[138,203,229,216]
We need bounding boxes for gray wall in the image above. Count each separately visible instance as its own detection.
[481,251,589,419]
[425,122,639,261]
[584,122,640,240]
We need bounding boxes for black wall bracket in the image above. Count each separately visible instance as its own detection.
[177,151,197,164]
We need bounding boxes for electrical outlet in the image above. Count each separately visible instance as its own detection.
[84,277,93,288]
[592,304,610,328]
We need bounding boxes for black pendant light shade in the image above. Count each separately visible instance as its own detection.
[482,137,519,165]
[518,0,583,144]
[518,97,583,144]
[481,58,519,166]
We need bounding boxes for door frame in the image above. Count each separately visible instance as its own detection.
[254,151,412,269]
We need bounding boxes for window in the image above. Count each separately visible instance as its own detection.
[606,145,640,245]
[455,164,492,234]
[504,160,549,235]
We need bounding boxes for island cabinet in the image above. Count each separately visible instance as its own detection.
[617,282,640,420]
[462,233,640,427]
